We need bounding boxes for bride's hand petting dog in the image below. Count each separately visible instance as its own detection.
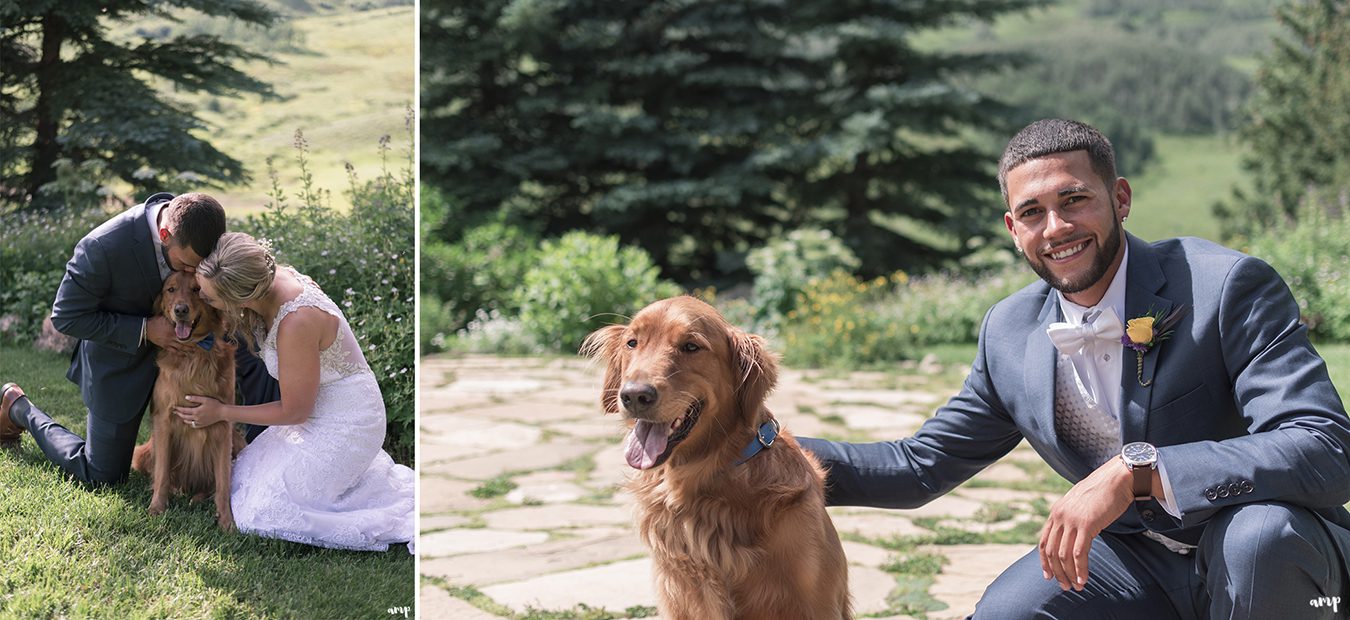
[584,296,851,620]
[131,271,244,531]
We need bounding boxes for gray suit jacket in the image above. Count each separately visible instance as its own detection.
[51,193,174,424]
[801,234,1350,556]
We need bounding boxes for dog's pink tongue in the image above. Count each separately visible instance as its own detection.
[174,321,191,340]
[624,420,672,469]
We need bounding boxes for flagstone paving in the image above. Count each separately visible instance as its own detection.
[420,354,1067,619]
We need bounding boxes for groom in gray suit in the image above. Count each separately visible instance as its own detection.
[799,119,1350,618]
[1,192,278,485]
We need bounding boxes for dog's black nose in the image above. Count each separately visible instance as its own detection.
[173,304,189,318]
[620,382,658,414]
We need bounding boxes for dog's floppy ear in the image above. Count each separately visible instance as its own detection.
[732,328,779,420]
[581,323,627,415]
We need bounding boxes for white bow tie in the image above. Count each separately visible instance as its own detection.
[1046,308,1124,356]
[1046,308,1123,411]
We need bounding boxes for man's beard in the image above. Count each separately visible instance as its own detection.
[1024,208,1123,295]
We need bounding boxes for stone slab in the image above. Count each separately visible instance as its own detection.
[420,515,471,531]
[419,416,543,459]
[841,540,893,568]
[420,477,494,514]
[545,417,628,441]
[503,470,591,505]
[420,528,549,557]
[425,442,598,480]
[830,512,928,541]
[831,405,928,431]
[451,401,595,424]
[419,586,506,619]
[829,389,939,408]
[420,390,502,413]
[969,463,1031,484]
[480,558,657,614]
[421,527,644,586]
[483,504,632,530]
[852,564,900,616]
[923,543,1030,619]
[588,444,635,489]
[951,486,1047,504]
[442,378,545,394]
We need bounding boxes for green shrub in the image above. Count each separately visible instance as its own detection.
[876,266,1035,349]
[746,228,860,330]
[0,270,63,344]
[779,264,1035,368]
[515,231,682,352]
[779,270,913,368]
[238,126,416,463]
[0,202,114,340]
[1244,189,1350,342]
[447,308,545,356]
[420,294,454,353]
[421,219,538,335]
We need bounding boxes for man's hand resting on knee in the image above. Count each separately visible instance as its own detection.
[1039,457,1167,592]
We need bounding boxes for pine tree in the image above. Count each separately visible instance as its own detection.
[1223,0,1350,237]
[421,0,1040,281]
[0,0,278,208]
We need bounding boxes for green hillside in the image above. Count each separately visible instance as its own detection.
[1126,134,1247,243]
[142,6,414,214]
[915,0,1279,242]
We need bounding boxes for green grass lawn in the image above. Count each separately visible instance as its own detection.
[0,345,414,618]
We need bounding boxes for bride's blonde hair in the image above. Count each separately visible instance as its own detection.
[196,232,277,352]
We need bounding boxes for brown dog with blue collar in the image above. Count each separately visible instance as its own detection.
[584,296,850,619]
[131,271,243,531]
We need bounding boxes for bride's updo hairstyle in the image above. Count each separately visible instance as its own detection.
[197,231,278,351]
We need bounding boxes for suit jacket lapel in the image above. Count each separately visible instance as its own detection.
[1025,289,1063,455]
[128,203,163,292]
[1120,234,1172,444]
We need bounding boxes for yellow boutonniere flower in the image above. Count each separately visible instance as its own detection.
[1122,306,1191,387]
[1126,317,1155,345]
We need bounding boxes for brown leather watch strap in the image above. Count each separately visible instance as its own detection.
[1131,465,1152,500]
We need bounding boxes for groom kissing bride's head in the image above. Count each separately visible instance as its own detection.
[156,192,228,274]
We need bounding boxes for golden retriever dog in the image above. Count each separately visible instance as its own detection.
[584,296,850,620]
[131,271,243,531]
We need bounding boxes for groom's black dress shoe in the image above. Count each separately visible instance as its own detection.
[1,383,26,447]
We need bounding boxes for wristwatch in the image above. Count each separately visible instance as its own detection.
[1121,441,1158,501]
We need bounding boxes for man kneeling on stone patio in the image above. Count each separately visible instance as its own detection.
[799,119,1350,619]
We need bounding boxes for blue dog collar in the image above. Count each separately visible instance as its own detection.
[196,333,215,351]
[735,418,780,465]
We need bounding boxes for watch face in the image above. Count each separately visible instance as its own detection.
[1122,442,1157,466]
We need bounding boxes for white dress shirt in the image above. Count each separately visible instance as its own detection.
[1055,246,1183,519]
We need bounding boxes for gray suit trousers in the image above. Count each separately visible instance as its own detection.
[10,343,279,485]
[971,502,1346,619]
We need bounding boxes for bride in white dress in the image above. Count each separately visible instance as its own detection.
[175,232,414,552]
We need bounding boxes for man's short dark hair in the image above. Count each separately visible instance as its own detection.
[997,119,1117,207]
[165,193,227,258]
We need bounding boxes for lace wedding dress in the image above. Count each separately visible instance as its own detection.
[230,267,415,552]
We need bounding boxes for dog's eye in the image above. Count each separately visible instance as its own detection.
[681,342,700,353]
[192,286,201,293]
[626,339,638,349]
[167,287,176,293]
